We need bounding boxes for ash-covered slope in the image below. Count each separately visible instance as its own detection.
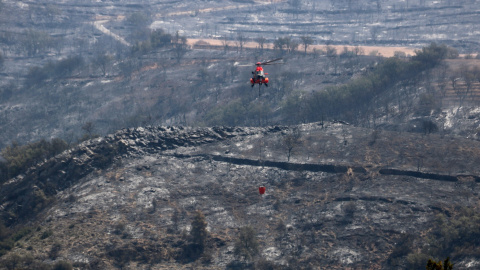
[1,123,480,269]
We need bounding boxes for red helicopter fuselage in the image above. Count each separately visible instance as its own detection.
[250,63,269,86]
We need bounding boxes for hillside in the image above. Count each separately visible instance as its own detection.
[1,0,480,149]
[2,1,480,269]
[1,123,479,269]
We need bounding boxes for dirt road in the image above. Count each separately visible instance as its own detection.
[187,38,418,58]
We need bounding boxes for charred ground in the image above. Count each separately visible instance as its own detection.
[0,123,479,269]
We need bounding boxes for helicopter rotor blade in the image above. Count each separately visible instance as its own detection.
[260,58,283,65]
[263,62,283,66]
[234,61,254,67]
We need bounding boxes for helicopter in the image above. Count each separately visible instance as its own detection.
[250,58,283,89]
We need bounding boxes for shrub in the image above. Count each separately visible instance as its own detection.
[0,138,68,183]
[25,56,84,87]
[53,260,73,270]
[11,227,32,242]
[234,226,259,262]
[0,222,9,240]
[49,242,62,259]
[40,230,53,239]
[426,257,453,270]
[412,43,449,69]
[255,258,285,270]
[407,253,431,269]
[342,202,356,224]
[386,233,414,267]
[226,260,254,270]
[190,210,208,250]
[0,239,14,257]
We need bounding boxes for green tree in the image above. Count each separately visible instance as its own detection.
[150,28,172,48]
[234,226,259,262]
[412,43,449,70]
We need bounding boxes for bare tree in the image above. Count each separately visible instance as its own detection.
[0,52,3,71]
[274,36,298,55]
[172,31,187,63]
[375,0,382,13]
[289,39,299,54]
[255,36,266,53]
[326,46,338,74]
[283,127,302,161]
[288,0,302,19]
[81,122,96,140]
[460,65,475,104]
[436,63,448,98]
[235,32,247,53]
[22,29,54,56]
[300,36,313,56]
[450,74,458,95]
[222,35,230,52]
[346,0,354,11]
[353,45,364,56]
[274,37,287,55]
[370,26,381,44]
[92,53,113,76]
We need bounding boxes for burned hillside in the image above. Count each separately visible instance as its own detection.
[0,123,479,269]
